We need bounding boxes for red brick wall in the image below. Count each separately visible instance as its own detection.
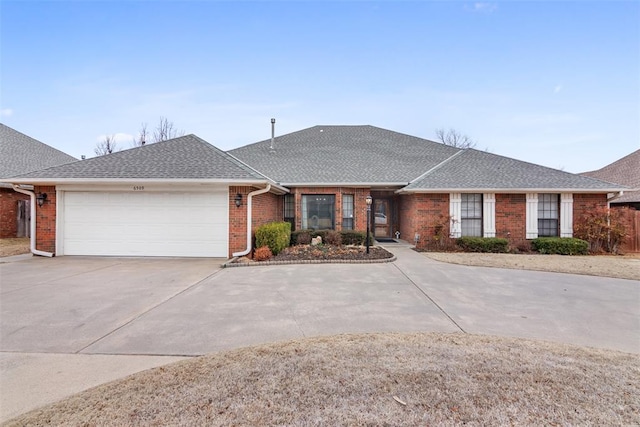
[0,188,30,238]
[495,194,527,244]
[398,193,449,249]
[286,187,371,232]
[573,193,608,219]
[228,186,282,258]
[34,185,56,253]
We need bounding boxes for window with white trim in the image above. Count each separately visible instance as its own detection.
[342,194,354,230]
[461,193,483,237]
[538,194,559,237]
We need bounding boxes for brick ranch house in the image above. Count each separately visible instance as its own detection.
[6,125,625,258]
[0,123,76,239]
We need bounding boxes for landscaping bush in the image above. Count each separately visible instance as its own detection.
[290,229,370,246]
[255,221,291,255]
[574,204,630,254]
[531,237,589,255]
[456,237,509,253]
[341,230,373,246]
[292,230,312,245]
[253,246,273,261]
[325,230,342,246]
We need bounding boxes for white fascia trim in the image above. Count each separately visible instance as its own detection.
[398,187,626,194]
[7,178,289,193]
[8,178,271,185]
[280,182,408,188]
[1,182,33,189]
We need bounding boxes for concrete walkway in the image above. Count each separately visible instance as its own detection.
[1,247,638,422]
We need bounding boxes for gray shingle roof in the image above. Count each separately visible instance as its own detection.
[229,125,460,184]
[10,134,271,182]
[581,149,640,203]
[0,123,77,179]
[403,149,626,192]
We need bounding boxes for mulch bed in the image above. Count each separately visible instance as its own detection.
[273,245,393,261]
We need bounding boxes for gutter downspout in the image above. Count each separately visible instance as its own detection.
[606,191,624,252]
[607,190,624,207]
[12,185,54,257]
[232,184,271,257]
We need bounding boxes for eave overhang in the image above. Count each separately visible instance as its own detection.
[5,178,289,194]
[396,186,628,194]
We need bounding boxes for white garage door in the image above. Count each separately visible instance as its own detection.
[62,190,228,257]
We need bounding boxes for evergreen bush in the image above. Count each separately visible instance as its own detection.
[255,221,291,255]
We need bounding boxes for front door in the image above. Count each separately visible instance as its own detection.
[373,199,390,238]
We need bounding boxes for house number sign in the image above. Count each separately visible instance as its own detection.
[133,186,145,191]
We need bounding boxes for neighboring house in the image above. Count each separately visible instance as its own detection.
[7,134,286,257]
[581,149,640,210]
[6,125,625,257]
[581,149,640,253]
[0,123,76,238]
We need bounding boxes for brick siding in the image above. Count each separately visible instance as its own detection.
[398,193,450,249]
[0,188,30,238]
[573,193,608,219]
[286,187,371,232]
[34,185,56,253]
[495,193,527,245]
[228,186,282,258]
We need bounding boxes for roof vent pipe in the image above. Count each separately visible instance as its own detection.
[270,118,275,150]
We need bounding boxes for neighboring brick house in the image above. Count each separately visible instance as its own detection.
[581,149,640,210]
[0,124,76,238]
[7,125,625,257]
[581,149,640,252]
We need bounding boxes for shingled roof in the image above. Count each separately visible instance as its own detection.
[0,123,77,179]
[402,149,624,192]
[230,125,625,192]
[581,149,640,203]
[9,134,277,185]
[229,125,460,185]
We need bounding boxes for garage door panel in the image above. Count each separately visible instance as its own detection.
[62,191,228,257]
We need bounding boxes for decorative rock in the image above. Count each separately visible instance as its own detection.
[311,236,322,246]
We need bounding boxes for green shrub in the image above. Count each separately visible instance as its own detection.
[456,237,509,253]
[255,221,291,255]
[341,231,368,246]
[531,237,589,255]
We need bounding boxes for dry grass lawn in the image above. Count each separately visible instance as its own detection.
[5,333,639,426]
[425,252,640,281]
[0,238,29,257]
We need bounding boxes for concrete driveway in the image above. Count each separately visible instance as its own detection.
[1,246,639,421]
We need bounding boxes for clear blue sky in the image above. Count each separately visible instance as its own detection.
[1,1,638,173]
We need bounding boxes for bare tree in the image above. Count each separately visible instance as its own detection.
[434,128,476,149]
[131,122,149,147]
[94,134,118,156]
[152,116,184,143]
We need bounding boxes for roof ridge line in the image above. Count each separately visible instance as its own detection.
[406,149,465,185]
[224,150,281,185]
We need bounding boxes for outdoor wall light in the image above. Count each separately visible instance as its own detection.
[36,192,48,207]
[235,193,243,207]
